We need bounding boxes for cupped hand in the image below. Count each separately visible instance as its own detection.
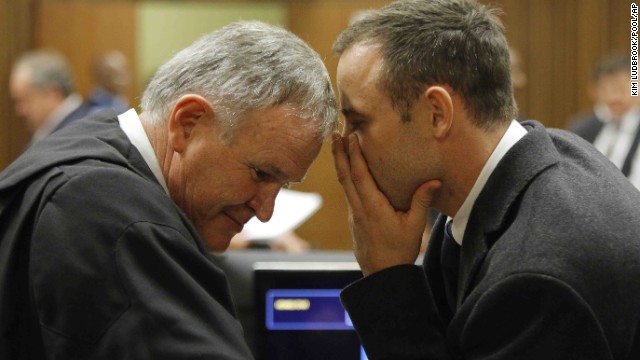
[332,132,442,276]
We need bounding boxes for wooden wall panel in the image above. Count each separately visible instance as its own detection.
[575,0,609,120]
[528,0,555,125]
[558,0,580,121]
[36,1,137,107]
[0,0,36,169]
[610,1,633,53]
[491,0,630,129]
[496,0,530,117]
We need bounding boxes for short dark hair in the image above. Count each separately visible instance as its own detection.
[333,0,516,128]
[591,53,630,83]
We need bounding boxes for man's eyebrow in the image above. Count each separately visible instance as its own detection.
[264,163,304,184]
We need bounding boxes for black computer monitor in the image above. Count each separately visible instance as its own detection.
[253,262,367,360]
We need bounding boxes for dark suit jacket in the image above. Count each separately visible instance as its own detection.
[568,112,604,144]
[88,87,129,114]
[27,100,99,149]
[341,121,640,360]
[52,101,97,134]
[0,111,254,359]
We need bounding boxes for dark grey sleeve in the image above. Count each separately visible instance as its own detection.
[30,167,254,359]
[341,266,612,360]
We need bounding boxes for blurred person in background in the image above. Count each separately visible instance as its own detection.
[88,50,131,114]
[10,49,97,145]
[569,53,640,189]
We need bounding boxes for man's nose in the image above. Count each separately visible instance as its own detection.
[248,184,280,222]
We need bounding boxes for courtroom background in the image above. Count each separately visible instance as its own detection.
[0,0,632,250]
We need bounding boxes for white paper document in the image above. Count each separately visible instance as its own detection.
[239,189,323,241]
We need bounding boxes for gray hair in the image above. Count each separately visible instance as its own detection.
[12,49,75,97]
[333,0,516,129]
[141,21,338,138]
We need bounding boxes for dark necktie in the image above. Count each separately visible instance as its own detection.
[441,221,461,311]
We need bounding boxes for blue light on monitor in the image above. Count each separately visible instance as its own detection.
[266,289,353,330]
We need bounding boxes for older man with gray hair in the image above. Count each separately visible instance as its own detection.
[0,21,337,359]
[10,49,96,144]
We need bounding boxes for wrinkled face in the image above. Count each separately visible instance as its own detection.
[169,105,322,252]
[10,67,61,133]
[337,43,438,211]
[594,70,635,119]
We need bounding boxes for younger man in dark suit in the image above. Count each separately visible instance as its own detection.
[331,0,640,358]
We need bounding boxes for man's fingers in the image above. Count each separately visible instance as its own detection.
[346,134,388,206]
[409,179,442,222]
[331,133,350,185]
[331,132,363,213]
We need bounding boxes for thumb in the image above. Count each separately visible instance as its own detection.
[409,179,442,220]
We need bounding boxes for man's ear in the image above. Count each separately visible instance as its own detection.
[168,94,214,153]
[423,86,453,139]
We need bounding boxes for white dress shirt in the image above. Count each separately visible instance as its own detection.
[449,120,527,244]
[117,109,169,195]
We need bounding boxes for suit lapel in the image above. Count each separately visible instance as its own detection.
[455,121,560,309]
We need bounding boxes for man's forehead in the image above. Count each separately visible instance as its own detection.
[337,47,389,115]
[238,110,321,180]
[11,65,33,82]
[338,46,385,103]
[10,67,31,88]
[338,43,383,77]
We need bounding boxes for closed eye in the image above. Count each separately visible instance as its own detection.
[341,106,367,133]
[251,167,272,182]
[250,163,300,189]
